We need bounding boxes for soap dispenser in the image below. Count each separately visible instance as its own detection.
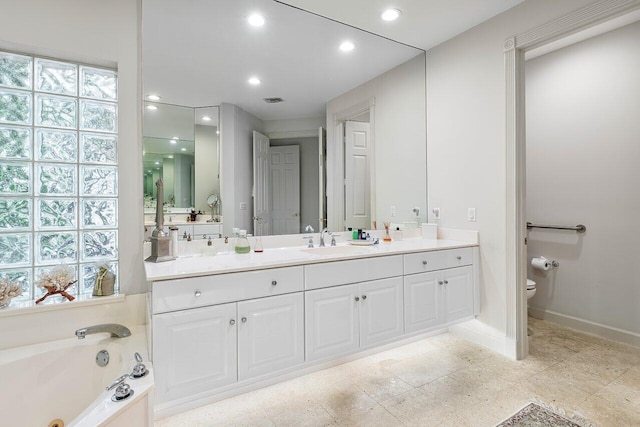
[234,230,250,254]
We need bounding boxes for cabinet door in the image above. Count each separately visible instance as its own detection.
[237,293,304,381]
[153,303,237,404]
[404,271,443,333]
[443,266,474,323]
[359,277,404,346]
[305,284,359,361]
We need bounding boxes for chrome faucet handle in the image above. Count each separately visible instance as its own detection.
[107,374,134,402]
[302,236,314,248]
[331,235,337,246]
[305,225,315,233]
[130,352,149,379]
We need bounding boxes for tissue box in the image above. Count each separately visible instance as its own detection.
[421,223,437,240]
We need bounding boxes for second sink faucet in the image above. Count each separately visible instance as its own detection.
[319,227,331,247]
[75,324,132,339]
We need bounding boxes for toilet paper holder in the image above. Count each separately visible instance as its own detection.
[531,256,559,270]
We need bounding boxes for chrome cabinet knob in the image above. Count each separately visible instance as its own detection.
[355,296,360,302]
[438,281,444,285]
[241,317,247,323]
[194,290,202,297]
[422,260,428,265]
[272,280,277,286]
[457,256,462,260]
[229,319,236,325]
[444,280,449,284]
[362,295,367,300]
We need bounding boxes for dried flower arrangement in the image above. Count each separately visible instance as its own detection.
[0,278,22,308]
[35,265,77,304]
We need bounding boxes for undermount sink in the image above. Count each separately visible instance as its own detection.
[300,245,371,256]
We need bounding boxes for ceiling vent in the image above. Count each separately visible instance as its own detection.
[263,97,284,104]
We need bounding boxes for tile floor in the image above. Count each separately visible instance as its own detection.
[156,318,640,426]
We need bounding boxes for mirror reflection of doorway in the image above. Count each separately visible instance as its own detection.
[253,130,326,236]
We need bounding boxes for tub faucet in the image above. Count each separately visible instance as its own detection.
[75,323,131,340]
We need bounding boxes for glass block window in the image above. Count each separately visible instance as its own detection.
[0,50,118,302]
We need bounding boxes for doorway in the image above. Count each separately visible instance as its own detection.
[505,0,640,359]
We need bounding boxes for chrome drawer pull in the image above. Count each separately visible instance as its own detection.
[194,290,202,297]
[422,260,428,265]
[229,319,236,325]
[272,280,277,286]
[457,256,462,260]
[241,317,247,323]
[438,281,444,285]
[444,280,449,284]
[362,295,367,300]
[355,296,360,302]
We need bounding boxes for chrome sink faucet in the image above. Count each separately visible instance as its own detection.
[75,323,132,339]
[319,227,331,247]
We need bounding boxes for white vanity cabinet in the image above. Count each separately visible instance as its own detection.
[403,248,475,334]
[237,293,304,380]
[153,303,237,404]
[305,276,404,361]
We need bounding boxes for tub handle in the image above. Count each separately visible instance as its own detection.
[106,374,129,391]
[106,374,134,402]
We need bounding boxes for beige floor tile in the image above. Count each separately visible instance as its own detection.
[523,374,591,409]
[418,375,485,410]
[265,399,337,427]
[381,389,456,426]
[534,361,610,395]
[314,383,379,419]
[350,366,415,402]
[217,410,275,427]
[576,393,640,426]
[333,403,404,427]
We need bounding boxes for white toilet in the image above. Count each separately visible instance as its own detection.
[526,279,536,299]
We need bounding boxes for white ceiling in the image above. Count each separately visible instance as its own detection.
[278,0,525,50]
[142,0,422,121]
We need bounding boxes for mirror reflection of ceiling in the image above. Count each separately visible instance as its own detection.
[278,0,525,50]
[142,0,423,120]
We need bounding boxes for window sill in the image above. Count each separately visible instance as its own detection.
[0,293,126,319]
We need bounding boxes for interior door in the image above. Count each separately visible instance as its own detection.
[344,120,372,230]
[253,131,271,236]
[270,145,300,235]
[318,127,327,231]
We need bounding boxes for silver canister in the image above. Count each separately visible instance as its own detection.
[169,226,179,258]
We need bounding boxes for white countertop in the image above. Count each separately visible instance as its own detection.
[144,238,477,282]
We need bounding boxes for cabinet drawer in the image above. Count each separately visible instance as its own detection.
[304,255,403,290]
[152,266,303,314]
[403,248,472,275]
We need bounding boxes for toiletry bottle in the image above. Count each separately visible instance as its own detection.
[352,230,358,240]
[235,230,251,254]
[169,226,179,258]
[254,236,264,253]
[383,222,392,242]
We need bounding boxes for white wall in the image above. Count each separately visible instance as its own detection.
[270,137,319,232]
[264,117,325,139]
[525,22,640,336]
[0,0,143,295]
[220,103,265,235]
[327,53,427,230]
[194,124,219,213]
[426,0,594,340]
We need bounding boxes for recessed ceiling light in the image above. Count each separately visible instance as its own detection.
[202,116,212,121]
[248,77,261,86]
[172,136,179,140]
[146,94,161,101]
[168,155,173,159]
[148,170,151,173]
[381,8,402,21]
[247,13,265,27]
[146,105,158,111]
[216,130,220,135]
[181,148,187,152]
[339,41,355,52]
[155,161,159,165]
[169,139,177,145]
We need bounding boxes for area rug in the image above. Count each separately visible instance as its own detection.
[497,403,594,427]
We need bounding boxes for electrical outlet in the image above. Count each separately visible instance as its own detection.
[239,202,247,210]
[468,208,476,222]
[391,205,396,217]
[432,207,440,220]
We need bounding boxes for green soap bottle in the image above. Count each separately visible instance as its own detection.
[235,230,251,254]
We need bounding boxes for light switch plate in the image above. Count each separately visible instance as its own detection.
[391,205,396,217]
[432,207,441,220]
[468,208,476,222]
[240,202,247,210]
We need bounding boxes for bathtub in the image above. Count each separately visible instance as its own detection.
[0,325,153,427]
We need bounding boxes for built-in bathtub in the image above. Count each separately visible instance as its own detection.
[0,325,153,427]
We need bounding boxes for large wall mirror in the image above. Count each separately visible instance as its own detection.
[142,0,426,237]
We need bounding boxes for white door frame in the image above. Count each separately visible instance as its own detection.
[505,0,640,360]
[327,97,375,232]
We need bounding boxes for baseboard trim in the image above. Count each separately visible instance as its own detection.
[448,319,516,359]
[528,306,640,347]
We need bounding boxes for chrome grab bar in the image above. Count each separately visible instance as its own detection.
[526,222,586,233]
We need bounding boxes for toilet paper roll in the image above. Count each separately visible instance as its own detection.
[531,257,550,271]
